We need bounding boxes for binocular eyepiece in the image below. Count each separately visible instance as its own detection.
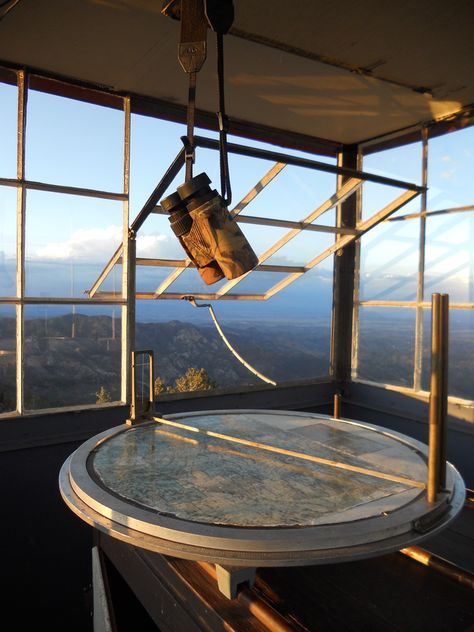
[160,173,258,285]
[177,172,216,211]
[160,191,192,238]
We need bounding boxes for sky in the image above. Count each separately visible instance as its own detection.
[0,80,473,313]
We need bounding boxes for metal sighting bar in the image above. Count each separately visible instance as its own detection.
[88,136,424,301]
[128,350,155,425]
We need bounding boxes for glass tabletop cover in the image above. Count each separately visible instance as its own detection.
[89,412,426,528]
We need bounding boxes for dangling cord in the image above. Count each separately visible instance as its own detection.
[184,70,197,182]
[184,297,277,386]
[216,32,232,206]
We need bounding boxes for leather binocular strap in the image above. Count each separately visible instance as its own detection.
[216,32,232,206]
[184,72,197,182]
[178,0,208,182]
[207,0,234,205]
[178,1,234,191]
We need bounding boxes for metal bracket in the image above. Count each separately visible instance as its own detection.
[215,565,256,599]
[126,350,155,425]
[413,494,450,533]
[178,41,207,73]
[217,111,229,132]
[180,135,195,165]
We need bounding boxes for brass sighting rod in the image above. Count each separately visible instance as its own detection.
[427,293,449,503]
[333,393,341,419]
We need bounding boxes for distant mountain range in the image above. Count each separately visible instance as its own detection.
[0,256,334,322]
[1,255,470,322]
[0,314,331,411]
[0,289,471,412]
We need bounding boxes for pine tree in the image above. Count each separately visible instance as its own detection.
[96,385,112,404]
[170,367,217,393]
[153,376,167,396]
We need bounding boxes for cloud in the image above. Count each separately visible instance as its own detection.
[34,225,180,261]
[136,233,175,258]
[439,155,456,180]
[440,168,455,180]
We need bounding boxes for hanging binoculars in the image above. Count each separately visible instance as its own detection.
[161,172,258,285]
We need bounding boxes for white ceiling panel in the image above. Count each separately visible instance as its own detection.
[0,0,472,145]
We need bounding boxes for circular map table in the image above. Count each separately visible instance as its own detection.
[59,410,465,567]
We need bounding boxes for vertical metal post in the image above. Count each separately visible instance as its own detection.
[351,148,363,380]
[413,129,428,391]
[129,350,138,423]
[121,96,133,404]
[124,231,136,401]
[427,293,449,503]
[148,350,155,414]
[439,294,449,488]
[16,70,27,415]
[333,393,341,419]
[330,144,358,385]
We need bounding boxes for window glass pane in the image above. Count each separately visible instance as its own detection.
[135,213,186,261]
[0,80,17,178]
[356,307,415,387]
[26,90,124,191]
[428,126,474,211]
[424,211,474,303]
[0,186,17,296]
[421,308,474,401]
[136,297,198,323]
[449,310,473,401]
[226,271,289,295]
[191,147,284,214]
[25,191,123,297]
[0,304,16,413]
[234,163,337,225]
[361,141,422,221]
[24,304,121,410]
[244,224,291,257]
[136,265,173,294]
[363,141,422,183]
[227,153,287,216]
[265,229,334,268]
[88,264,122,298]
[130,114,186,220]
[359,218,420,301]
[361,182,421,221]
[137,269,331,395]
[152,267,230,295]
